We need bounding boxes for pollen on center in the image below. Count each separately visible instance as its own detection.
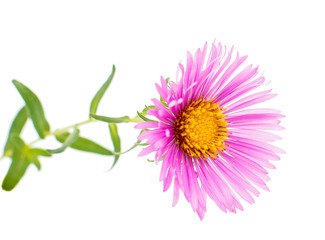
[174,98,228,159]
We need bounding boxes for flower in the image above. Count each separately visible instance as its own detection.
[135,42,284,220]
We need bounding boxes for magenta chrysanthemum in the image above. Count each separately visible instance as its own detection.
[135,42,284,220]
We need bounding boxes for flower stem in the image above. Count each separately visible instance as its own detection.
[128,116,143,123]
[26,118,97,148]
[1,114,144,160]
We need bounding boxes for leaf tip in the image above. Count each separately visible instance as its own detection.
[2,183,13,191]
[2,177,17,191]
[12,79,19,86]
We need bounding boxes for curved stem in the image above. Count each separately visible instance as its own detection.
[112,141,147,156]
[27,116,145,154]
[1,114,145,160]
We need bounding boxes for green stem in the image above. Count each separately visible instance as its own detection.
[112,141,147,156]
[128,116,143,123]
[1,115,145,160]
[53,118,97,136]
[28,138,42,146]
[27,116,145,154]
[27,118,97,148]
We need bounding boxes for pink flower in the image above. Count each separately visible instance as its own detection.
[135,42,284,220]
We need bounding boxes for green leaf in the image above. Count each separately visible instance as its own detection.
[27,148,52,170]
[141,105,157,115]
[2,135,52,190]
[2,151,29,191]
[2,136,28,191]
[29,148,52,157]
[3,106,29,156]
[90,65,116,115]
[12,80,50,139]
[9,135,25,150]
[6,107,28,138]
[160,97,168,107]
[164,77,171,88]
[137,111,157,122]
[47,127,80,154]
[26,150,41,170]
[55,132,114,155]
[90,113,130,123]
[108,123,121,169]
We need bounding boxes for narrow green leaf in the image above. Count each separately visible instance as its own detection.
[3,106,29,156]
[108,123,121,169]
[2,136,52,190]
[141,105,157,115]
[27,153,41,170]
[2,151,29,191]
[137,111,157,122]
[2,136,29,191]
[29,148,52,157]
[90,65,116,115]
[48,127,80,154]
[55,133,114,155]
[12,80,50,138]
[90,113,130,123]
[160,97,169,107]
[9,135,25,150]
[27,148,52,170]
[6,107,28,138]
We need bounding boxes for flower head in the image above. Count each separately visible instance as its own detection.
[136,42,284,220]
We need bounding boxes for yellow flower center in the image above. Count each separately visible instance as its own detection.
[174,98,228,159]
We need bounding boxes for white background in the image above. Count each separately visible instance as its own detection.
[0,0,324,239]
